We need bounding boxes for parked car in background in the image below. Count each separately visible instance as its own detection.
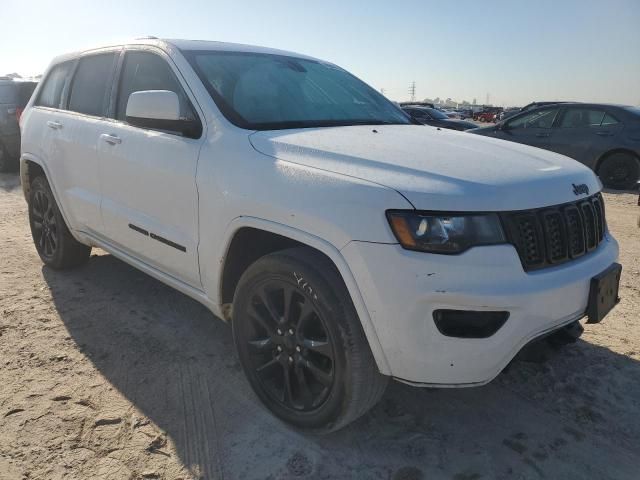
[0,78,38,171]
[456,109,473,120]
[498,107,521,121]
[442,109,460,119]
[402,106,478,130]
[474,110,499,122]
[469,103,640,189]
[19,38,621,432]
[499,101,573,122]
[399,101,435,109]
[520,101,572,113]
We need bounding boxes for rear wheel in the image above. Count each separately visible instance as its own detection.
[232,247,388,433]
[598,152,640,190]
[28,175,91,269]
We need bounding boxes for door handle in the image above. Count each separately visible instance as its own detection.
[100,133,122,145]
[46,120,63,130]
[595,131,611,136]
[535,132,550,138]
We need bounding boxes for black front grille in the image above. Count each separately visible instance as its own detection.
[501,193,606,271]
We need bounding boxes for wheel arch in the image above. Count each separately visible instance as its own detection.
[20,154,84,244]
[217,217,391,375]
[20,154,48,203]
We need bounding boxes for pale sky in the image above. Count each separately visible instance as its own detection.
[2,0,639,107]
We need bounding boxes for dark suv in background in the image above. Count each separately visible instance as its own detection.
[0,78,38,172]
[469,103,640,190]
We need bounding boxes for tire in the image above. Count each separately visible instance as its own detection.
[28,175,91,269]
[598,152,640,190]
[232,247,388,433]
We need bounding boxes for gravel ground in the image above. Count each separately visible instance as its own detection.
[1,172,639,480]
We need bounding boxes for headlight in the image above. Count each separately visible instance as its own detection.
[386,211,506,253]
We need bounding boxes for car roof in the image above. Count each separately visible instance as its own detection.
[49,38,321,66]
[533,102,632,110]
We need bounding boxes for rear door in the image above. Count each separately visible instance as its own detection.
[496,107,561,149]
[546,106,623,166]
[97,48,204,287]
[52,51,120,233]
[21,61,74,180]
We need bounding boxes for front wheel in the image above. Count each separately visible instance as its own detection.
[232,247,388,433]
[598,152,640,190]
[28,175,91,269]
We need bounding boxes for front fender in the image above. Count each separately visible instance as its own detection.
[213,215,392,375]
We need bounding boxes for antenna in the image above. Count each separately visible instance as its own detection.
[408,81,416,102]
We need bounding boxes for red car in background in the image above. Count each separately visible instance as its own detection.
[473,108,502,123]
[474,111,496,122]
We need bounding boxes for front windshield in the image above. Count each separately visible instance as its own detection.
[183,50,410,130]
[425,108,449,120]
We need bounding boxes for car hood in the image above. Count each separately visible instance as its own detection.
[249,125,600,211]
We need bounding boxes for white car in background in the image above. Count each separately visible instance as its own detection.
[19,38,621,432]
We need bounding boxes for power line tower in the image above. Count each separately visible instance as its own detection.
[408,81,416,102]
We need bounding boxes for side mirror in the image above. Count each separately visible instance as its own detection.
[126,90,201,138]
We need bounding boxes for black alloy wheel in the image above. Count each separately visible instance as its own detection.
[598,152,640,190]
[232,248,388,432]
[31,187,59,260]
[243,280,335,412]
[28,175,91,269]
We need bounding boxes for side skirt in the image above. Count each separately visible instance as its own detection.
[79,229,221,319]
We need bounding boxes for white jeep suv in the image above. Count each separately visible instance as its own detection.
[20,38,621,432]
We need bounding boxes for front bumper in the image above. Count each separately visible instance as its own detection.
[341,233,619,386]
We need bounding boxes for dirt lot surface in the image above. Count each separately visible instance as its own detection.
[1,172,639,480]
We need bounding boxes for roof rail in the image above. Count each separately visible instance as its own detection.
[135,36,159,40]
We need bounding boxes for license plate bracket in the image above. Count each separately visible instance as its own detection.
[586,263,622,324]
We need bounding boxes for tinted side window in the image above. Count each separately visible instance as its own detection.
[68,53,117,117]
[35,62,74,109]
[559,108,605,128]
[601,113,619,126]
[507,108,559,129]
[116,51,196,122]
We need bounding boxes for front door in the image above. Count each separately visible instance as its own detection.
[98,49,204,288]
[496,106,561,150]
